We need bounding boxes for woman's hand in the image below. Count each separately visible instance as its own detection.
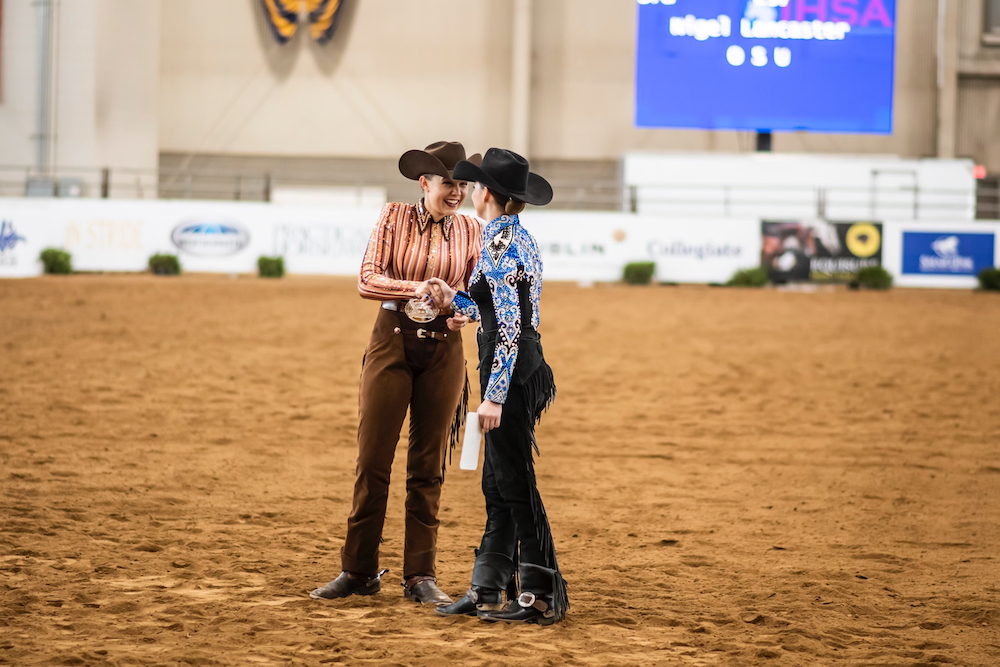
[447,312,471,331]
[426,277,457,309]
[414,280,435,303]
[477,400,502,433]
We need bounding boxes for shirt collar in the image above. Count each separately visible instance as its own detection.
[416,199,453,241]
[484,214,518,236]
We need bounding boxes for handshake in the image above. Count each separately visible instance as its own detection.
[414,277,469,332]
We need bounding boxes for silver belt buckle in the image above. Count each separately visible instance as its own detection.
[416,328,428,339]
[404,298,437,323]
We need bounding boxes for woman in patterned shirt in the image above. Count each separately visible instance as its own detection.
[429,148,568,626]
[311,142,482,607]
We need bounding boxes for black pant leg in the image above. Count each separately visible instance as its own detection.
[482,383,548,566]
[478,443,517,558]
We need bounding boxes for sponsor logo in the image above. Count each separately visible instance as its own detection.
[647,239,744,260]
[845,223,881,258]
[0,220,26,266]
[171,221,250,257]
[922,235,973,272]
[272,224,369,258]
[902,232,995,276]
[66,220,143,251]
[541,242,606,257]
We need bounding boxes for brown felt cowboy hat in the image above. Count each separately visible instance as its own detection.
[452,147,552,206]
[398,141,482,181]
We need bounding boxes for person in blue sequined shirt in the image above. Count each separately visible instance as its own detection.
[427,148,569,626]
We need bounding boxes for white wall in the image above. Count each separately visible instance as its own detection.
[0,0,160,182]
[2,0,986,172]
[158,0,514,158]
[0,0,41,166]
[157,0,943,162]
[624,153,978,221]
[94,0,161,171]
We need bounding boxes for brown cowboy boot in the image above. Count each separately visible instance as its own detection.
[310,569,387,599]
[403,576,452,606]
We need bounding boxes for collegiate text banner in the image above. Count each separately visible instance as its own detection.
[0,199,764,284]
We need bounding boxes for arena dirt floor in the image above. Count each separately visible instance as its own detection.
[1,274,998,667]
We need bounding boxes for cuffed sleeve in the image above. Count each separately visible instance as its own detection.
[358,203,421,300]
[452,291,480,322]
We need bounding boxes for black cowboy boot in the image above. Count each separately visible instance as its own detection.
[310,569,387,599]
[479,562,565,626]
[436,552,513,617]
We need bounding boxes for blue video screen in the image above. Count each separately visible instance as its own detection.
[635,0,897,133]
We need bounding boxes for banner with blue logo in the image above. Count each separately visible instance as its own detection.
[901,232,995,276]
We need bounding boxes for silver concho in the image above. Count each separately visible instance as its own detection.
[404,298,438,323]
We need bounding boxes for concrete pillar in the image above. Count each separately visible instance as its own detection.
[35,0,55,173]
[936,0,959,158]
[509,0,532,157]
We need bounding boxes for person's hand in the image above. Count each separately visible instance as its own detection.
[426,278,457,308]
[447,312,471,331]
[477,400,502,433]
[414,280,434,303]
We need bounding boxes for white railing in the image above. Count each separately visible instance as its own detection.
[1,164,997,218]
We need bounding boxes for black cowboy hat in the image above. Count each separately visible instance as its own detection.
[398,141,482,181]
[452,148,552,207]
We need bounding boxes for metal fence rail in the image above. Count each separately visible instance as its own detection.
[627,183,988,220]
[1,164,997,219]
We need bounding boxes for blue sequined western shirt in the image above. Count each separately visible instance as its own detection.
[452,214,543,404]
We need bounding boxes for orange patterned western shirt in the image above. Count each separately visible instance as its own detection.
[358,200,482,300]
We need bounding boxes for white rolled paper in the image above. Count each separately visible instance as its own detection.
[459,412,483,471]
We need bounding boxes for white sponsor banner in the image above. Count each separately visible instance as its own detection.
[520,213,761,284]
[0,198,381,278]
[524,211,639,283]
[268,208,376,276]
[882,221,1000,289]
[0,199,765,284]
[0,200,72,277]
[639,217,762,283]
[6,198,996,288]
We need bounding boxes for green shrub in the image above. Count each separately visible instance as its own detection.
[622,261,656,285]
[854,266,893,290]
[977,267,1000,291]
[149,254,181,276]
[39,248,72,274]
[258,256,285,279]
[726,267,769,287]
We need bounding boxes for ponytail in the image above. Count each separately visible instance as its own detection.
[488,187,526,216]
[504,198,526,216]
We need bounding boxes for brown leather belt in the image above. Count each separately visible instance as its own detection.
[388,310,450,341]
[397,327,448,341]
